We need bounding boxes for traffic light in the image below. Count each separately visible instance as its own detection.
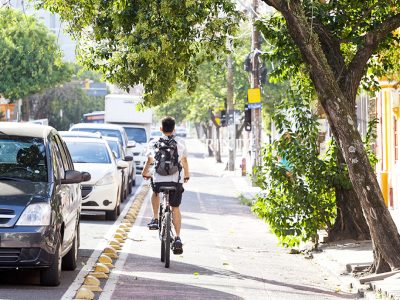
[244,104,251,131]
[220,110,227,127]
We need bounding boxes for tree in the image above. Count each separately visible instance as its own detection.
[39,0,241,106]
[258,0,400,273]
[0,8,72,110]
[29,82,105,130]
[257,16,371,243]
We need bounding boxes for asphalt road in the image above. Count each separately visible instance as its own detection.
[0,175,143,300]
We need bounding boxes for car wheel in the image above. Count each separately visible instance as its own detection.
[120,182,125,203]
[40,236,62,286]
[62,223,79,271]
[106,191,120,221]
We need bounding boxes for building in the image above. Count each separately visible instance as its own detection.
[3,0,76,62]
[374,79,400,210]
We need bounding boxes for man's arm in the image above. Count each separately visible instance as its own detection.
[181,156,189,183]
[141,156,154,178]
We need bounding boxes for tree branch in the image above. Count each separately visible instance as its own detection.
[313,20,346,81]
[345,13,400,100]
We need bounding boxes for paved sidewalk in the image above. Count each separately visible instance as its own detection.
[101,139,365,299]
[196,141,400,300]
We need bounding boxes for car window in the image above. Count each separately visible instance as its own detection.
[71,128,124,146]
[106,140,121,159]
[0,136,48,182]
[54,135,72,171]
[49,137,65,181]
[66,141,112,164]
[123,127,147,143]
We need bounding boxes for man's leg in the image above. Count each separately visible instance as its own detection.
[148,192,160,230]
[171,206,181,237]
[151,192,160,219]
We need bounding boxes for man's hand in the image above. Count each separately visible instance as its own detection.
[141,170,152,180]
[184,177,190,183]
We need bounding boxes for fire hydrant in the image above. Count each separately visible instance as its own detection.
[240,158,246,176]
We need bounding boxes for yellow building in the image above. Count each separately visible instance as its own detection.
[375,79,400,209]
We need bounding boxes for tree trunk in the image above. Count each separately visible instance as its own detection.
[328,150,370,242]
[215,125,222,163]
[327,186,371,242]
[226,53,235,171]
[195,123,201,139]
[263,0,400,271]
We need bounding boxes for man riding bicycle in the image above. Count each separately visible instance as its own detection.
[141,116,189,255]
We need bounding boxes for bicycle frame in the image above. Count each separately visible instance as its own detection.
[158,188,175,268]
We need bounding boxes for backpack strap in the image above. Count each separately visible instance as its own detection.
[169,135,182,182]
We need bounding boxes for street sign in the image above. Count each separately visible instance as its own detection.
[248,88,261,103]
[248,103,262,109]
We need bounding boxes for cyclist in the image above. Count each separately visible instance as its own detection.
[141,116,189,255]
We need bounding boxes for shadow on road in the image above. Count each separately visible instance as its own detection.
[115,252,358,300]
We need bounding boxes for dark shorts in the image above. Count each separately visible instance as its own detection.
[152,181,184,207]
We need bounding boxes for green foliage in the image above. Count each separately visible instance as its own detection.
[154,22,252,124]
[253,86,338,248]
[39,0,242,106]
[29,83,104,131]
[0,8,72,100]
[256,2,400,91]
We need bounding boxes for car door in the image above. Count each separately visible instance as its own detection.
[51,135,75,251]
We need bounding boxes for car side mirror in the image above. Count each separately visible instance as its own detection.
[127,141,136,148]
[116,160,128,169]
[81,172,91,182]
[124,155,133,162]
[62,170,85,184]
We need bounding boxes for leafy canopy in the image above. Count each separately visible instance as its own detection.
[38,0,241,106]
[256,1,400,90]
[0,8,72,100]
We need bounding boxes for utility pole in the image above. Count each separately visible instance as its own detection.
[251,0,262,183]
[227,49,235,171]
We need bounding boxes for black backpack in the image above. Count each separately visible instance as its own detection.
[154,136,181,176]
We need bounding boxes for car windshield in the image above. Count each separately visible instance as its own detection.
[71,128,123,145]
[0,136,47,182]
[124,127,147,144]
[106,140,121,159]
[66,142,111,164]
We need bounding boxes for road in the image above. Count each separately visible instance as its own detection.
[0,176,143,300]
[0,139,360,300]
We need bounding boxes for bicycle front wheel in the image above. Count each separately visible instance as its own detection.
[164,211,171,268]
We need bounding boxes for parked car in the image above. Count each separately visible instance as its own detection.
[103,136,135,201]
[69,123,136,187]
[149,130,163,141]
[0,122,90,286]
[63,136,128,221]
[60,131,135,201]
[175,127,187,138]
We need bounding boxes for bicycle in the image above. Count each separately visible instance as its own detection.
[158,186,176,268]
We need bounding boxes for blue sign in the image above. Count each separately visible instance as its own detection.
[248,103,262,109]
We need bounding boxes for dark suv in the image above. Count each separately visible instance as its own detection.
[0,122,90,286]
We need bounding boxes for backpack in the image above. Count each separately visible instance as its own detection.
[154,136,181,176]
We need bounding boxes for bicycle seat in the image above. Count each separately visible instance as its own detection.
[159,186,176,192]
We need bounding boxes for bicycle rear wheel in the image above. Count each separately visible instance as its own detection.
[164,211,171,268]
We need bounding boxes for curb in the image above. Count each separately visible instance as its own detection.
[73,184,150,300]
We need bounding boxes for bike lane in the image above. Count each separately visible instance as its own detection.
[101,140,359,300]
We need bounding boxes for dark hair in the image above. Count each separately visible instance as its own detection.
[161,116,176,133]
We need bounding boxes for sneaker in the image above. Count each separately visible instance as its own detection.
[147,218,159,230]
[172,237,183,255]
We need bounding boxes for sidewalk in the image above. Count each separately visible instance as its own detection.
[212,148,400,300]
